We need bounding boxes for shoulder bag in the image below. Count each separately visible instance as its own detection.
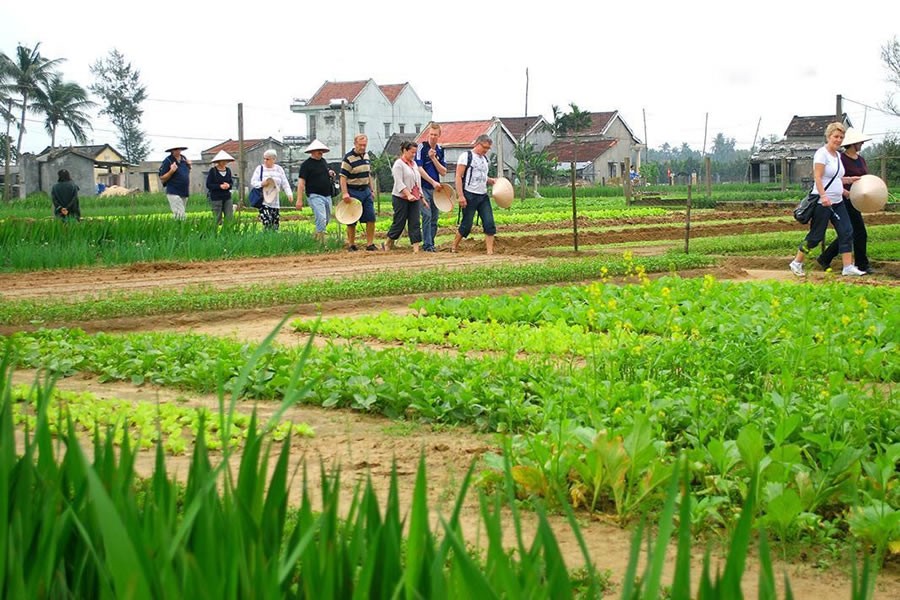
[248,165,265,209]
[794,162,840,224]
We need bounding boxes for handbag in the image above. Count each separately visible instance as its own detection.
[248,165,264,209]
[793,166,840,224]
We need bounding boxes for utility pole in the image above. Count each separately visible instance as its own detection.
[237,103,245,207]
[642,108,648,165]
[3,99,12,202]
[520,67,529,200]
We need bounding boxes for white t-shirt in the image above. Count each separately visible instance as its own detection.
[457,151,489,194]
[251,164,293,208]
[812,146,845,204]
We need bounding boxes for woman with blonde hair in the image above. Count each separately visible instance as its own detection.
[789,122,865,277]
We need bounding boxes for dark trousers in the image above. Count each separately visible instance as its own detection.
[387,195,422,244]
[800,202,852,254]
[819,201,868,269]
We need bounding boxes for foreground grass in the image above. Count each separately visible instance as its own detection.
[0,254,713,326]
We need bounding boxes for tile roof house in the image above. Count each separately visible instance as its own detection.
[290,79,433,157]
[414,118,519,182]
[20,144,130,196]
[750,114,852,184]
[544,111,642,183]
[497,115,552,151]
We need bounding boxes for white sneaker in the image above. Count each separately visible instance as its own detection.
[842,265,866,277]
[789,260,806,277]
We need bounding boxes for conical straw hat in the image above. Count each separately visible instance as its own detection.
[210,150,235,163]
[491,177,514,208]
[335,199,363,224]
[433,185,457,212]
[849,174,888,213]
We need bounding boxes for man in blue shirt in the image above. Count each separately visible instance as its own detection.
[159,145,192,219]
[415,123,447,252]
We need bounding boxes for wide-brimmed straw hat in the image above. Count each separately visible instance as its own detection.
[165,145,188,153]
[850,174,888,213]
[842,128,872,147]
[433,185,457,212]
[491,177,514,209]
[210,150,235,163]
[335,199,363,224]
[304,139,330,154]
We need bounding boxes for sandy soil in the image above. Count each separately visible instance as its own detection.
[6,208,900,597]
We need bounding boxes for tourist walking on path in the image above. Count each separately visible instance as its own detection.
[817,127,872,273]
[385,141,423,252]
[159,145,192,220]
[250,149,292,231]
[339,134,377,251]
[452,134,497,255]
[296,139,335,244]
[789,122,865,277]
[416,123,447,251]
[205,150,235,225]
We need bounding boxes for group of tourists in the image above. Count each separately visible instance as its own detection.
[153,122,498,253]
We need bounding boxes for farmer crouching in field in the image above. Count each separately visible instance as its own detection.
[159,145,192,220]
[51,169,81,222]
[452,134,497,255]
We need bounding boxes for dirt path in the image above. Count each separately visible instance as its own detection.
[0,251,537,301]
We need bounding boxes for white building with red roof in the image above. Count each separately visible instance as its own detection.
[290,79,433,157]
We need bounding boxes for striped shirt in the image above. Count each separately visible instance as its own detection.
[340,150,371,189]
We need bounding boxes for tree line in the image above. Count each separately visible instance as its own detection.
[0,43,150,174]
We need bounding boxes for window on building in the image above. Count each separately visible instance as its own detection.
[384,123,391,138]
[608,162,617,178]
[358,122,366,134]
[324,116,335,125]
[398,124,405,134]
[415,123,422,133]
[308,116,316,140]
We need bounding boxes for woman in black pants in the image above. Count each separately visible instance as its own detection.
[817,128,871,273]
[385,141,423,253]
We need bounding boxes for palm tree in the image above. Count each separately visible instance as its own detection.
[0,42,64,156]
[35,74,95,147]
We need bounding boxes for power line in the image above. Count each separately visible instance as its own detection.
[842,96,900,119]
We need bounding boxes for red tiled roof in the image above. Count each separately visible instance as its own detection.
[498,116,543,140]
[201,139,270,155]
[307,80,369,106]
[414,120,494,148]
[545,138,618,162]
[379,83,407,103]
[581,112,617,136]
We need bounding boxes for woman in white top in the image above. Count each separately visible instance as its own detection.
[250,149,293,231]
[789,122,865,277]
[385,141,423,252]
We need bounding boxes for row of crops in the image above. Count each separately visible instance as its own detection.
[5,276,899,568]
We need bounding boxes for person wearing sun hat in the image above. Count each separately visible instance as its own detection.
[817,127,874,273]
[205,149,235,225]
[296,139,335,243]
[159,145,192,219]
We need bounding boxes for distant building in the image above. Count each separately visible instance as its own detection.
[750,114,852,184]
[20,144,129,197]
[290,79,433,157]
[497,115,552,151]
[544,111,642,183]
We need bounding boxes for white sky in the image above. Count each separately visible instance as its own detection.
[3,0,899,160]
